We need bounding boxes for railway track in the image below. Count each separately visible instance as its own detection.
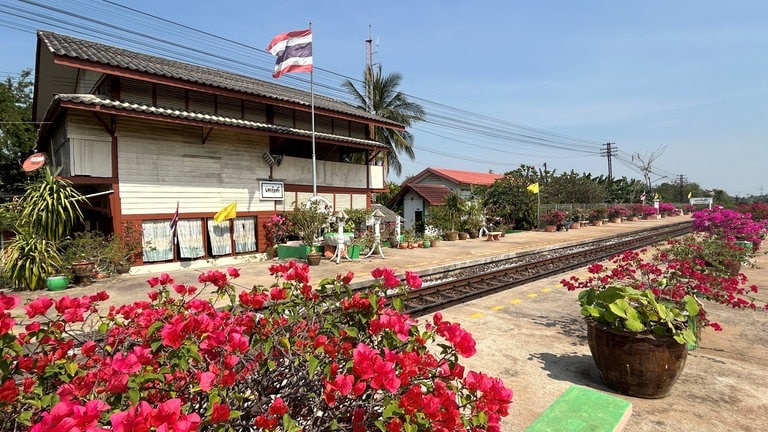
[399,220,692,317]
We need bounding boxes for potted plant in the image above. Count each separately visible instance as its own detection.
[628,203,645,221]
[463,201,484,239]
[607,205,629,223]
[563,250,701,398]
[287,200,331,265]
[540,210,567,232]
[570,208,586,229]
[60,231,108,284]
[563,244,767,398]
[642,205,658,219]
[588,207,607,226]
[442,192,466,241]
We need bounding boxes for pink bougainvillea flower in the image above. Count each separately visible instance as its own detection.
[227,266,240,278]
[24,296,53,318]
[405,271,423,289]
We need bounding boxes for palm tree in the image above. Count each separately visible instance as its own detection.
[342,65,425,176]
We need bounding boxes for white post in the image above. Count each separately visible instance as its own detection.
[365,209,385,258]
[310,23,317,197]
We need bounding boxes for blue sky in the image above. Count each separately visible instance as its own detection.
[2,1,767,196]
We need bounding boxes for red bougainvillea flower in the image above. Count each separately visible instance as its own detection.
[210,402,230,423]
[405,271,423,289]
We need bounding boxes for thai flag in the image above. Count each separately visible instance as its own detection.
[169,201,179,231]
[267,29,313,78]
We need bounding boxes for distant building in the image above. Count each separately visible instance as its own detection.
[388,168,504,230]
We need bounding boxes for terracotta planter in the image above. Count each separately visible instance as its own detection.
[444,232,459,241]
[543,225,557,232]
[590,220,603,226]
[570,222,581,229]
[306,253,322,266]
[610,217,622,224]
[586,319,687,398]
[71,261,95,285]
[399,243,408,249]
[458,232,469,240]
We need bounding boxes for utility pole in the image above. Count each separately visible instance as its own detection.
[677,174,688,203]
[601,142,617,181]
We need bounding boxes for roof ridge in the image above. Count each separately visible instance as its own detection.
[36,30,402,127]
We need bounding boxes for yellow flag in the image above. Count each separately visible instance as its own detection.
[213,202,237,223]
[527,183,540,194]
[687,191,692,199]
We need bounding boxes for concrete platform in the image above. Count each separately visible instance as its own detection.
[9,215,768,431]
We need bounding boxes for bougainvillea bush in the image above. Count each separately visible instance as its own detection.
[691,207,766,249]
[0,262,512,431]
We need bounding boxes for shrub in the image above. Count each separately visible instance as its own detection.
[541,210,567,226]
[0,263,512,431]
[692,207,766,249]
[607,205,630,220]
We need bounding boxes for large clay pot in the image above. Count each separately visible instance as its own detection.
[543,225,557,232]
[458,232,469,240]
[585,319,687,398]
[306,253,322,266]
[71,261,95,285]
[444,231,459,241]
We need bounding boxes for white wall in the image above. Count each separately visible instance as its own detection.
[113,117,272,215]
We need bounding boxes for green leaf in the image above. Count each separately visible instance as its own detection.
[624,317,644,332]
[128,388,140,404]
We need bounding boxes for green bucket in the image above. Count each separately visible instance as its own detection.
[46,275,70,291]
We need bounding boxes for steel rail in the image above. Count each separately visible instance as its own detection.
[399,221,692,317]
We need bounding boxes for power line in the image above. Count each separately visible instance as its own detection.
[0,0,678,182]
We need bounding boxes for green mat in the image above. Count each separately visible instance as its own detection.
[525,385,632,432]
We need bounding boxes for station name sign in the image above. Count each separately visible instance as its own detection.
[689,197,713,205]
[260,181,284,200]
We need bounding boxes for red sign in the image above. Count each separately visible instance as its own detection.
[22,153,46,172]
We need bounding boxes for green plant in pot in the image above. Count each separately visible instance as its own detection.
[442,192,466,240]
[2,168,85,290]
[288,199,331,265]
[563,247,767,398]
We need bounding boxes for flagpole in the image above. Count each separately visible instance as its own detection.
[309,22,317,198]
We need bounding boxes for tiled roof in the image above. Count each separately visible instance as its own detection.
[407,184,454,205]
[425,168,504,186]
[37,31,401,128]
[48,94,387,149]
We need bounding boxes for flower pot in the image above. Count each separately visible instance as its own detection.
[610,217,622,224]
[422,240,431,248]
[543,225,557,232]
[468,231,479,239]
[585,319,687,398]
[458,232,469,240]
[46,275,70,291]
[347,244,361,259]
[115,262,131,274]
[306,253,322,266]
[71,261,95,285]
[590,220,603,226]
[570,222,581,229]
[444,231,459,241]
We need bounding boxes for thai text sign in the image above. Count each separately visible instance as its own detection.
[260,181,284,200]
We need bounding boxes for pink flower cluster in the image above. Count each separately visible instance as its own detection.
[0,262,511,431]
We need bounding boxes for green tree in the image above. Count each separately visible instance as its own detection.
[342,65,426,176]
[483,165,539,229]
[0,69,37,198]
